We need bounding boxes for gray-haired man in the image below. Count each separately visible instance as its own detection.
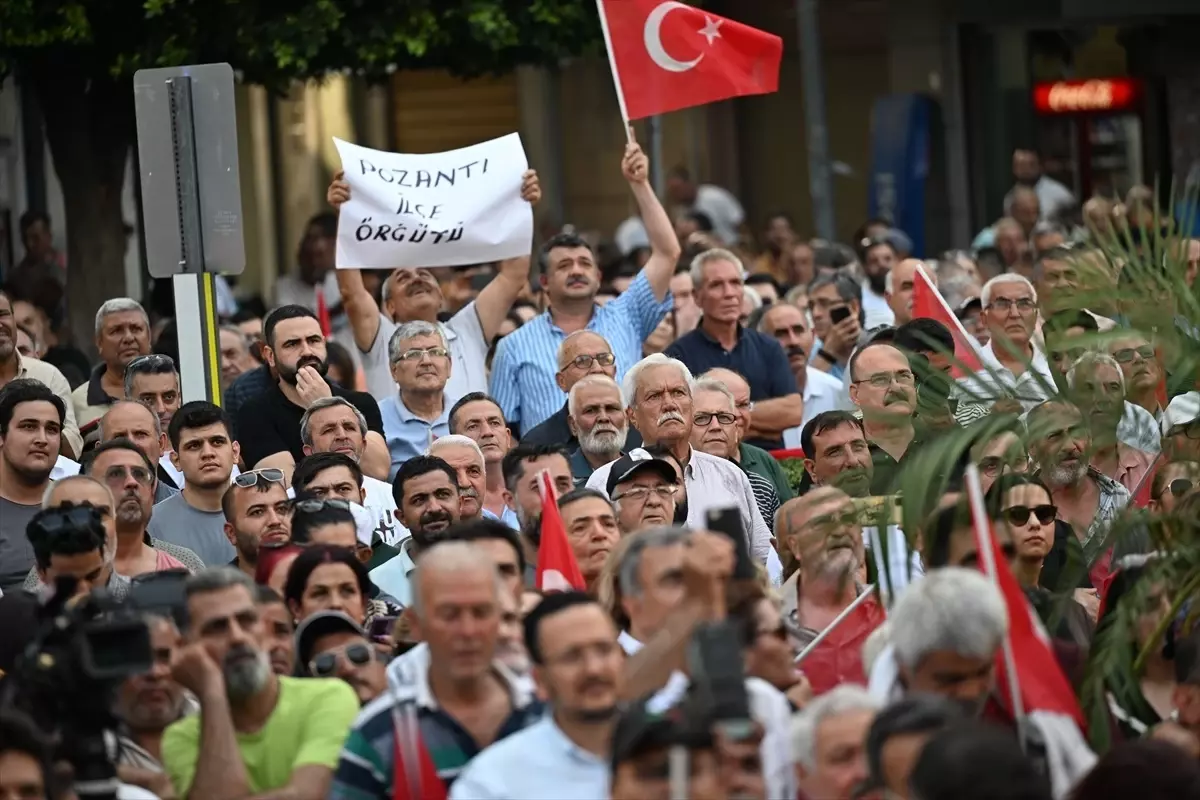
[73,297,151,429]
[379,320,452,481]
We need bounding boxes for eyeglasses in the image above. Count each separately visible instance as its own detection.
[1111,345,1155,363]
[394,346,450,363]
[613,485,678,503]
[563,353,615,371]
[694,412,736,427]
[852,370,916,389]
[736,399,755,414]
[1003,504,1057,527]
[977,455,1028,477]
[292,498,352,513]
[103,464,154,487]
[987,298,1037,313]
[309,642,375,677]
[233,468,286,488]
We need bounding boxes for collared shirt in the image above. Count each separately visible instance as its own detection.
[585,446,773,565]
[1074,467,1131,562]
[490,271,671,434]
[959,338,1055,411]
[867,435,935,496]
[784,367,848,448]
[368,538,418,606]
[379,393,451,481]
[448,716,608,800]
[13,354,82,455]
[569,447,599,485]
[860,281,894,330]
[361,304,490,408]
[71,363,121,431]
[329,651,543,799]
[664,323,799,450]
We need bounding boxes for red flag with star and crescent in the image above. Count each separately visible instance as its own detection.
[598,0,783,120]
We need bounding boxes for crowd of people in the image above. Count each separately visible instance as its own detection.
[0,135,1198,800]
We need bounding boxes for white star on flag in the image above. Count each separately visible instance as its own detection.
[698,15,723,46]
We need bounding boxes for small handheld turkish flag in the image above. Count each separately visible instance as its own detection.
[535,471,587,592]
[911,265,983,377]
[598,0,782,120]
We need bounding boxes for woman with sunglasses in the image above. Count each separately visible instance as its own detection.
[986,474,1057,589]
[735,589,812,711]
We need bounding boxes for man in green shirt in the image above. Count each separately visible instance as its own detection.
[162,567,359,799]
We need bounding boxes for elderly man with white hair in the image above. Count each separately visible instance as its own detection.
[1066,352,1156,493]
[585,354,778,575]
[379,320,453,481]
[961,273,1055,411]
[791,684,880,800]
[73,297,151,429]
[566,374,629,484]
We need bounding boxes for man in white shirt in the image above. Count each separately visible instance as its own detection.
[299,397,400,544]
[757,302,848,447]
[961,274,1055,410]
[859,239,897,330]
[1006,148,1076,222]
[666,167,744,245]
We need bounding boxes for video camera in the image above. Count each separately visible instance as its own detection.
[0,505,188,800]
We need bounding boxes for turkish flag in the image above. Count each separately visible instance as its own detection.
[911,265,983,377]
[535,470,587,592]
[599,1,782,120]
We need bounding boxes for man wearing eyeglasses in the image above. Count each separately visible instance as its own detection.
[379,320,453,481]
[847,343,922,496]
[1107,333,1172,432]
[964,274,1055,411]
[296,611,388,705]
[606,452,679,536]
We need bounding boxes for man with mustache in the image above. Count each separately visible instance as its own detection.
[234,305,388,482]
[848,343,922,495]
[149,401,241,567]
[1027,399,1130,572]
[584,354,774,571]
[758,301,846,446]
[300,398,401,547]
[380,320,454,480]
[799,411,874,498]
[1066,353,1155,493]
[665,248,803,450]
[162,568,360,799]
[521,330,643,455]
[327,170,540,406]
[428,434,495,524]
[605,452,680,536]
[72,297,151,430]
[369,455,462,605]
[222,469,294,577]
[491,136,678,435]
[0,379,62,590]
[448,392,519,525]
[566,374,629,484]
[776,488,885,695]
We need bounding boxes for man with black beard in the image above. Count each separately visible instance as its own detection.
[859,238,898,329]
[161,568,359,798]
[368,455,462,605]
[234,305,388,482]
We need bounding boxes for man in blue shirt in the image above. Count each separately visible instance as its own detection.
[378,321,452,481]
[449,592,623,800]
[490,133,679,435]
[665,249,802,450]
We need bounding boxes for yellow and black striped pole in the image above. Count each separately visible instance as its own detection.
[173,273,223,405]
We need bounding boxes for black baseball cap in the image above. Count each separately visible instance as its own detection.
[294,610,366,669]
[609,698,714,773]
[605,449,680,497]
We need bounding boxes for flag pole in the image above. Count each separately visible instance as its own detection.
[594,0,635,143]
[794,584,876,664]
[964,464,1029,750]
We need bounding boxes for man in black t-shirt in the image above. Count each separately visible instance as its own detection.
[234,305,386,481]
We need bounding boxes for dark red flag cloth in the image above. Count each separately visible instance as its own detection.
[535,470,587,592]
[599,0,782,120]
[392,712,446,800]
[315,287,332,338]
[799,597,887,696]
[911,265,983,377]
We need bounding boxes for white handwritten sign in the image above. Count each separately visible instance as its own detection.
[333,133,533,270]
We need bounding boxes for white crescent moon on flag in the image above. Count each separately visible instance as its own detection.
[644,1,703,73]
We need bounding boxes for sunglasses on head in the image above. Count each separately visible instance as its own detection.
[291,498,352,514]
[1003,504,1057,527]
[309,642,375,677]
[234,468,286,488]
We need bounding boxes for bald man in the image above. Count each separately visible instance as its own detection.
[885,259,935,327]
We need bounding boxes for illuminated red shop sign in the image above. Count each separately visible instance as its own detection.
[1033,78,1140,114]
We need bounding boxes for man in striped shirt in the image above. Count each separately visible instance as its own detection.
[490,134,679,435]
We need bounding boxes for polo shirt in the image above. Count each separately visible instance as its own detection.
[867,435,936,497]
[664,323,798,450]
[521,401,644,452]
[378,393,451,481]
[234,379,384,470]
[12,355,82,455]
[739,442,794,506]
[71,363,121,431]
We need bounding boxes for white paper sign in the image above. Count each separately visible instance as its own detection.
[333,133,532,270]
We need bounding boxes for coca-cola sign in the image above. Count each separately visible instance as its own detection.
[1033,78,1140,115]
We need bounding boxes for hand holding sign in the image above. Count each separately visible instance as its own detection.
[333,134,534,270]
